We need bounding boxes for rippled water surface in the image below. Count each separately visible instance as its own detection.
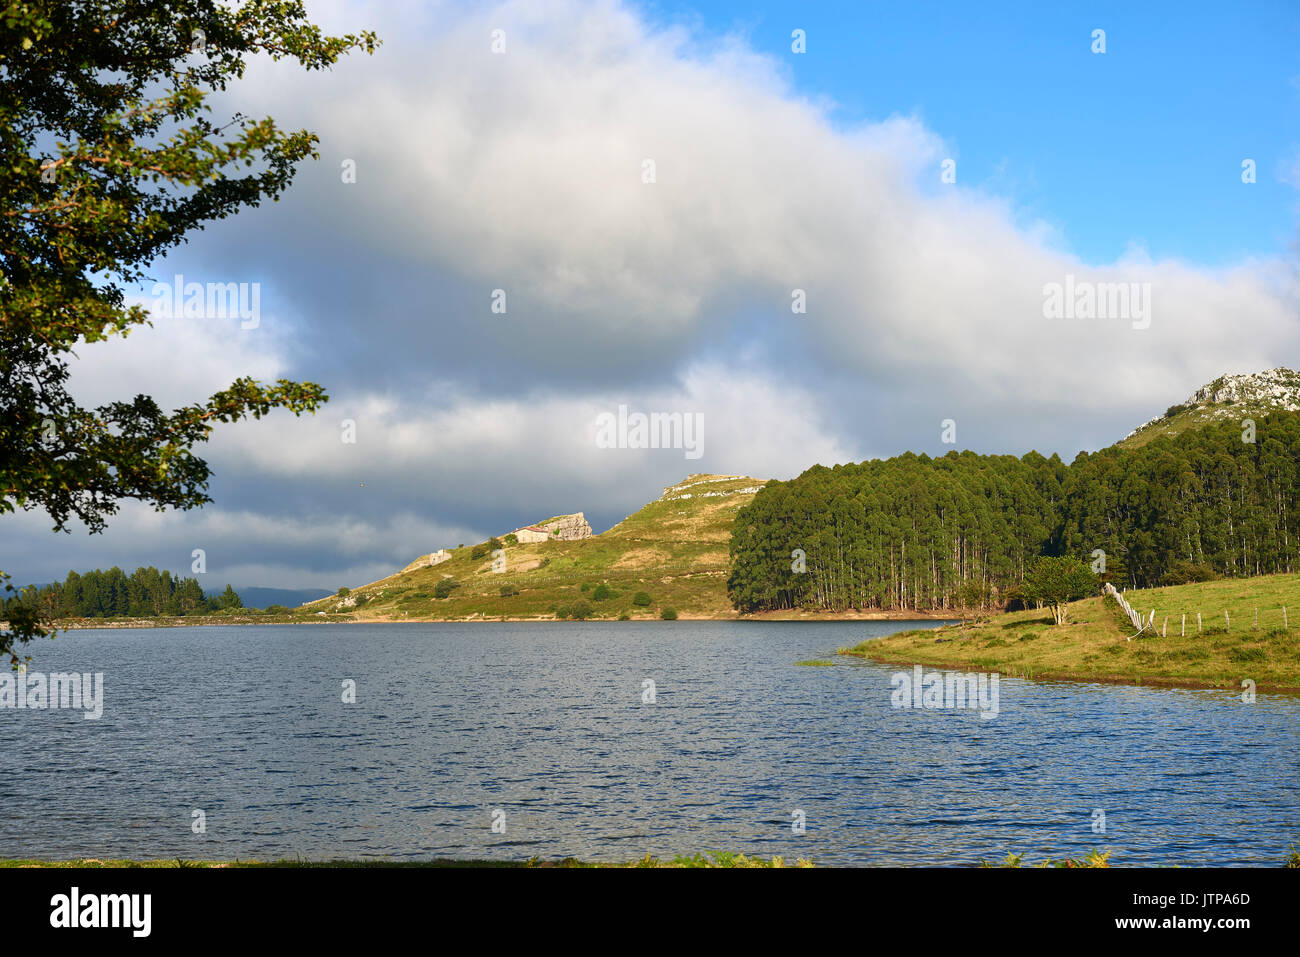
[4,620,1297,865]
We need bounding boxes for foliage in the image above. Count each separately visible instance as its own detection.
[432,578,459,599]
[336,587,350,597]
[660,607,678,620]
[215,584,243,609]
[1162,561,1219,586]
[730,417,1300,613]
[568,600,593,620]
[632,591,652,607]
[2,565,225,620]
[591,583,616,600]
[498,584,520,597]
[0,0,377,663]
[1025,556,1097,625]
[0,572,51,669]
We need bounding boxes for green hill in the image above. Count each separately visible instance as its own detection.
[843,571,1300,691]
[304,474,768,621]
[1118,367,1300,449]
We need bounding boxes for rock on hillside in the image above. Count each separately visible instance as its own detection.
[1120,368,1300,448]
[538,513,592,541]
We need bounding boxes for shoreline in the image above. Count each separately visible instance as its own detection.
[841,648,1300,695]
[44,609,971,630]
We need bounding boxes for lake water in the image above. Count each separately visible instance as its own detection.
[3,620,1297,866]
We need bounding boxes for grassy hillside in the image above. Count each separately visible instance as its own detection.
[304,474,767,621]
[1118,368,1300,449]
[842,572,1300,691]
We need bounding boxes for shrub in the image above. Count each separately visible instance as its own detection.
[488,537,503,550]
[618,612,631,621]
[470,544,489,560]
[632,591,652,607]
[336,587,351,597]
[570,600,593,620]
[264,604,289,615]
[1026,556,1098,625]
[504,533,518,546]
[580,583,591,592]
[433,578,459,599]
[555,605,570,619]
[1000,586,1029,612]
[660,608,678,620]
[592,584,616,601]
[1162,561,1219,585]
[499,584,520,597]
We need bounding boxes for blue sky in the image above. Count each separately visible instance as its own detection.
[647,0,1300,265]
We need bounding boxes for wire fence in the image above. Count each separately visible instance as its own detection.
[1103,581,1290,640]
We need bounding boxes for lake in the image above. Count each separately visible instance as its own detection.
[3,620,1297,866]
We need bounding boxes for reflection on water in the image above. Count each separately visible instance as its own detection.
[3,620,1296,866]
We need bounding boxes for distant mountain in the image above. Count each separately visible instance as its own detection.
[1119,368,1300,449]
[204,586,333,609]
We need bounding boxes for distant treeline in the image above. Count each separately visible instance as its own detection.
[4,567,243,619]
[728,413,1300,613]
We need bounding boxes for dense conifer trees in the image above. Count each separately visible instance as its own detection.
[728,414,1300,612]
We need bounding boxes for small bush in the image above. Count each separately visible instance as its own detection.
[580,583,591,592]
[592,584,616,600]
[488,537,503,550]
[470,544,489,560]
[618,612,631,621]
[336,587,351,597]
[504,533,518,546]
[660,608,678,620]
[499,584,520,597]
[1162,561,1219,585]
[433,578,459,599]
[264,604,289,615]
[555,605,570,619]
[570,600,593,620]
[632,591,652,607]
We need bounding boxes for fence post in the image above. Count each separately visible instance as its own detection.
[1254,608,1258,631]
[1285,606,1289,630]
[1197,612,1202,634]
[1181,613,1185,637]
[1162,616,1167,638]
[1225,610,1230,632]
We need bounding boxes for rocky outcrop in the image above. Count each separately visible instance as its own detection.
[399,549,452,574]
[1124,368,1300,442]
[539,513,592,541]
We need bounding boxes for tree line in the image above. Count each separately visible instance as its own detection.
[3,567,243,619]
[728,413,1300,613]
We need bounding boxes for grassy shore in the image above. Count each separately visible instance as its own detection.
[841,573,1300,692]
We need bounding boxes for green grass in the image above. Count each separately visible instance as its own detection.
[841,572,1300,692]
[795,659,834,667]
[980,850,1112,868]
[297,474,768,622]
